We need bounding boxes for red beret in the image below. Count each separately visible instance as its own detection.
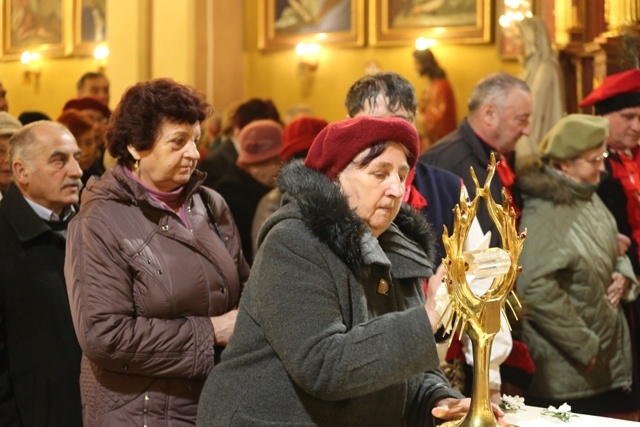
[236,119,283,166]
[579,69,640,115]
[304,116,419,179]
[62,97,111,118]
[280,116,328,162]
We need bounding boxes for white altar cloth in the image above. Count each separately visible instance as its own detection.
[504,405,639,426]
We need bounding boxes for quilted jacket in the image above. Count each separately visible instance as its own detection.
[65,165,249,426]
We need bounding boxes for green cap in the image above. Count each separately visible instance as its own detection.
[539,114,609,161]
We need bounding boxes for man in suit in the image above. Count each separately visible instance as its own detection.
[0,121,83,426]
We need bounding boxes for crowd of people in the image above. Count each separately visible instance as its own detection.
[0,62,639,427]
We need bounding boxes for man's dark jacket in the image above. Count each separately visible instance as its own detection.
[0,184,82,427]
[420,119,514,248]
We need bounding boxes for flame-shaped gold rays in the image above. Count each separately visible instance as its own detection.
[439,154,526,427]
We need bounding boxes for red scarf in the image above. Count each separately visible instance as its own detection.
[479,140,520,217]
[403,168,427,210]
[608,145,640,264]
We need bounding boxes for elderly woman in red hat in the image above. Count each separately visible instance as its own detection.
[197,116,499,426]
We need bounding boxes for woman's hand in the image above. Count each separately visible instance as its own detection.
[607,272,629,308]
[210,309,238,347]
[432,397,506,425]
[617,233,631,256]
[425,264,445,332]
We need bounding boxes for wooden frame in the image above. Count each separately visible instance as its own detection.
[73,0,106,56]
[370,0,492,46]
[2,0,70,60]
[259,0,365,50]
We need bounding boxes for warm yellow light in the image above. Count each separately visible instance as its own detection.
[415,37,436,50]
[93,44,109,61]
[20,51,31,64]
[295,42,320,72]
[296,42,320,56]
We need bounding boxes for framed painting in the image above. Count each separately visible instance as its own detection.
[370,0,492,46]
[259,0,365,50]
[2,0,70,60]
[73,0,106,56]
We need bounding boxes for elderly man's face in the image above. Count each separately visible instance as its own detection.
[603,106,640,151]
[13,124,83,214]
[489,88,532,154]
[338,142,409,238]
[78,76,110,106]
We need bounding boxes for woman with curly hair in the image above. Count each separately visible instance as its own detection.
[65,78,249,426]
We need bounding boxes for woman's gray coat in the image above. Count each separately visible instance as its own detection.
[197,161,462,426]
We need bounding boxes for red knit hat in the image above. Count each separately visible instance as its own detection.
[280,116,328,162]
[304,116,419,179]
[579,69,640,115]
[236,119,283,166]
[63,97,111,118]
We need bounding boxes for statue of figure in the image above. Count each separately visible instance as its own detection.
[413,48,457,151]
[514,16,565,167]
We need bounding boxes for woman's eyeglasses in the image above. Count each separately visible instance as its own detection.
[579,151,609,165]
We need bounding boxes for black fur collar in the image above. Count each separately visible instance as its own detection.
[277,160,437,276]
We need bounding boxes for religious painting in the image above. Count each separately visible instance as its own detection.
[371,0,492,46]
[2,0,69,59]
[73,0,106,55]
[259,0,365,50]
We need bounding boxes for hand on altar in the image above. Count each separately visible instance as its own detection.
[432,397,507,425]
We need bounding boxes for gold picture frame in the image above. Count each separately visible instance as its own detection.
[73,0,106,56]
[2,0,71,60]
[370,0,492,46]
[259,0,365,50]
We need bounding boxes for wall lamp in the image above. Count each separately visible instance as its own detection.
[415,37,436,50]
[295,42,320,73]
[93,44,109,73]
[20,51,42,85]
[499,0,533,28]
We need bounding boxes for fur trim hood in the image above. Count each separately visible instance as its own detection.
[515,156,597,205]
[260,160,437,278]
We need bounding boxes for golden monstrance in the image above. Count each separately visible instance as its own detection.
[439,154,526,427]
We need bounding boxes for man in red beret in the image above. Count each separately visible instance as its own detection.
[581,69,640,275]
[581,68,640,421]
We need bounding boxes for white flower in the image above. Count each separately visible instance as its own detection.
[547,403,571,413]
[542,402,575,422]
[502,394,524,407]
[558,403,572,413]
[500,394,525,412]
